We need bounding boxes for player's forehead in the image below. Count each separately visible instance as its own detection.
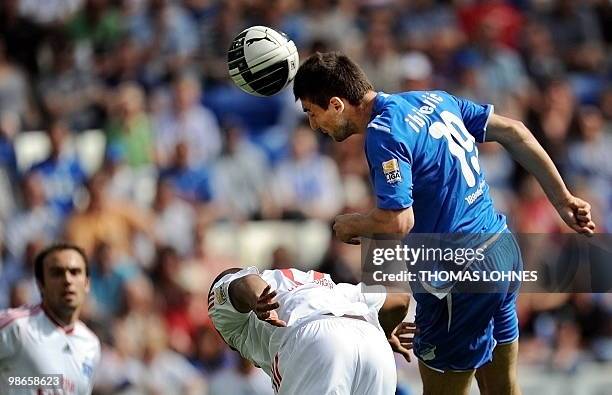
[45,249,86,270]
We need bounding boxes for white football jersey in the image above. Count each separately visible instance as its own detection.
[0,304,101,395]
[208,267,386,377]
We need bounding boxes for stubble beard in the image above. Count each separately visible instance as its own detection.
[333,119,358,142]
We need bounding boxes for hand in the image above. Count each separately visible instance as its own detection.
[388,322,417,362]
[254,285,286,327]
[554,195,596,236]
[333,213,361,245]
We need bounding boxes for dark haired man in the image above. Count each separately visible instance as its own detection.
[208,266,415,394]
[0,243,100,394]
[293,52,595,395]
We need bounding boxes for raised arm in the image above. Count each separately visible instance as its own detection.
[485,114,596,235]
[228,275,286,327]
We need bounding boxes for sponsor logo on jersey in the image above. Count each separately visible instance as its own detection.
[82,361,94,379]
[382,158,402,184]
[214,286,227,305]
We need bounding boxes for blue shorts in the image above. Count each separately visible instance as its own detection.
[413,231,522,372]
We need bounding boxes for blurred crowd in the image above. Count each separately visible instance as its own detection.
[0,0,611,393]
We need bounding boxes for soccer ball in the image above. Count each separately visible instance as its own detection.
[227,26,299,97]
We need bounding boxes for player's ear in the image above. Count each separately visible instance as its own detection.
[330,97,345,114]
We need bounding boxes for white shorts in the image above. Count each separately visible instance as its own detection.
[274,316,397,395]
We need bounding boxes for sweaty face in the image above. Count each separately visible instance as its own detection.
[41,250,90,316]
[301,99,354,142]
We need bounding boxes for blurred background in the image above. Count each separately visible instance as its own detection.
[0,0,610,394]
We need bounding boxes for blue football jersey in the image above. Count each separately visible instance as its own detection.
[365,91,506,234]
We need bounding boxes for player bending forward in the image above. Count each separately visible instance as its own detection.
[208,267,415,395]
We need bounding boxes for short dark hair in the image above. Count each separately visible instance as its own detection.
[34,243,90,285]
[293,52,373,109]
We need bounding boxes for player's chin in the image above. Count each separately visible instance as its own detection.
[332,133,350,142]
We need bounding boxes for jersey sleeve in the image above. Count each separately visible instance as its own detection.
[208,267,275,373]
[0,315,20,362]
[451,95,494,143]
[365,123,414,210]
[208,267,260,332]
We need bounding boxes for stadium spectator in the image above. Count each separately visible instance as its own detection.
[209,355,274,395]
[467,15,529,111]
[213,122,275,221]
[153,74,222,167]
[127,0,199,81]
[37,42,103,131]
[358,25,402,92]
[64,172,154,258]
[18,0,83,25]
[0,112,19,221]
[398,51,434,92]
[93,319,147,395]
[0,0,43,76]
[105,82,154,168]
[397,0,459,53]
[0,39,36,128]
[29,119,87,216]
[67,0,122,52]
[542,0,605,73]
[272,125,343,221]
[159,141,214,206]
[4,172,62,260]
[525,78,578,168]
[137,319,205,395]
[115,276,159,356]
[89,241,140,320]
[191,324,235,375]
[152,178,197,256]
[567,106,612,231]
[1,240,46,309]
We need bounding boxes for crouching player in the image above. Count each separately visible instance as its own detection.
[208,267,414,394]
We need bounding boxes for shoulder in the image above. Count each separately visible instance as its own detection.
[0,305,42,331]
[74,321,101,349]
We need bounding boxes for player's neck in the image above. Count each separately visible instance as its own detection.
[355,90,378,133]
[42,301,78,331]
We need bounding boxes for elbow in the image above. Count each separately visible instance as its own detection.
[396,293,411,313]
[507,120,531,144]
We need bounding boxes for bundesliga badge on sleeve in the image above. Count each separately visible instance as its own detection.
[382,159,402,184]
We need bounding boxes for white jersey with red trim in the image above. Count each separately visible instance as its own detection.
[0,304,101,395]
[208,267,386,377]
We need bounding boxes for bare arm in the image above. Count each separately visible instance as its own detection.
[486,114,595,235]
[378,292,415,362]
[228,275,286,326]
[228,274,269,313]
[378,292,411,338]
[333,207,415,244]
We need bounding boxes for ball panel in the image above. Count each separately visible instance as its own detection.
[227,26,299,96]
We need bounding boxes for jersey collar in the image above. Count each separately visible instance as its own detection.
[370,91,390,121]
[41,304,75,334]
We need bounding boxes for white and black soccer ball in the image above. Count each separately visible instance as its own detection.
[227,26,299,97]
